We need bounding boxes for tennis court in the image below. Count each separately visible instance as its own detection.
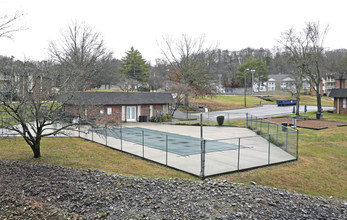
[74,123,297,177]
[93,127,246,156]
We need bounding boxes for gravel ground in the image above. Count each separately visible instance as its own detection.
[0,159,346,219]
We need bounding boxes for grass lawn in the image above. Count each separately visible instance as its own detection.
[0,137,196,180]
[191,95,333,111]
[191,96,273,111]
[217,112,347,200]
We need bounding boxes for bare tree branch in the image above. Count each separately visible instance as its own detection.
[49,21,112,91]
[158,34,215,106]
[0,13,26,39]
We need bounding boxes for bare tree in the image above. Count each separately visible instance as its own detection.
[149,59,169,91]
[49,21,112,91]
[0,13,25,39]
[0,59,80,158]
[306,22,329,113]
[159,34,214,106]
[279,22,328,114]
[278,28,310,115]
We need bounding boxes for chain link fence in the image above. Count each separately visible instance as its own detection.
[246,114,298,159]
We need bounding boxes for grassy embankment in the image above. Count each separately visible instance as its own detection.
[0,137,195,180]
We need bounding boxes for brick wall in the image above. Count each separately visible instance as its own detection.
[63,104,169,124]
[334,98,347,115]
[95,105,122,124]
[335,79,347,89]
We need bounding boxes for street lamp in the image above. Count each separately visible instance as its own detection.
[250,69,255,95]
[244,69,249,107]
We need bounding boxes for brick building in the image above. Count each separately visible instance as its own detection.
[329,74,347,115]
[61,92,174,123]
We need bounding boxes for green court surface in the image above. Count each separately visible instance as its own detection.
[93,127,245,156]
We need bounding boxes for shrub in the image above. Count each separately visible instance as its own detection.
[138,86,150,92]
[150,113,172,122]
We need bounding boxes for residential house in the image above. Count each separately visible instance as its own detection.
[0,71,11,97]
[322,73,335,95]
[330,74,347,115]
[0,67,58,100]
[334,73,347,89]
[265,74,309,91]
[61,92,174,124]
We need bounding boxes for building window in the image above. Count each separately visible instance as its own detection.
[100,109,104,115]
[343,98,347,108]
[107,107,112,115]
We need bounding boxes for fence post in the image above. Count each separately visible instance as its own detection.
[260,118,263,133]
[166,135,168,166]
[245,113,248,128]
[105,124,108,146]
[120,125,123,151]
[285,130,288,152]
[92,126,94,141]
[276,124,279,144]
[237,138,241,170]
[296,130,299,160]
[200,140,206,178]
[250,115,252,128]
[78,123,80,138]
[268,134,271,164]
[267,122,270,134]
[1,113,3,137]
[142,130,145,158]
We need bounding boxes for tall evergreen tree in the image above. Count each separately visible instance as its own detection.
[120,47,149,90]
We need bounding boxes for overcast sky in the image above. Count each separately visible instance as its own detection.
[1,0,347,63]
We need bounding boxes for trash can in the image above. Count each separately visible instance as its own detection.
[217,116,224,126]
[316,112,321,120]
[282,122,288,132]
[139,115,147,122]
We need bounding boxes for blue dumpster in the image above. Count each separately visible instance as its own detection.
[276,99,296,106]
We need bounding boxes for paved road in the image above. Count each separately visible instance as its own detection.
[174,105,332,121]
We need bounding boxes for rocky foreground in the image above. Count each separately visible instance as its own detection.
[0,159,346,219]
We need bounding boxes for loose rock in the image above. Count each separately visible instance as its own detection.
[0,159,346,219]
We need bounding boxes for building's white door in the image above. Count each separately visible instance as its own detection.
[126,106,136,122]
